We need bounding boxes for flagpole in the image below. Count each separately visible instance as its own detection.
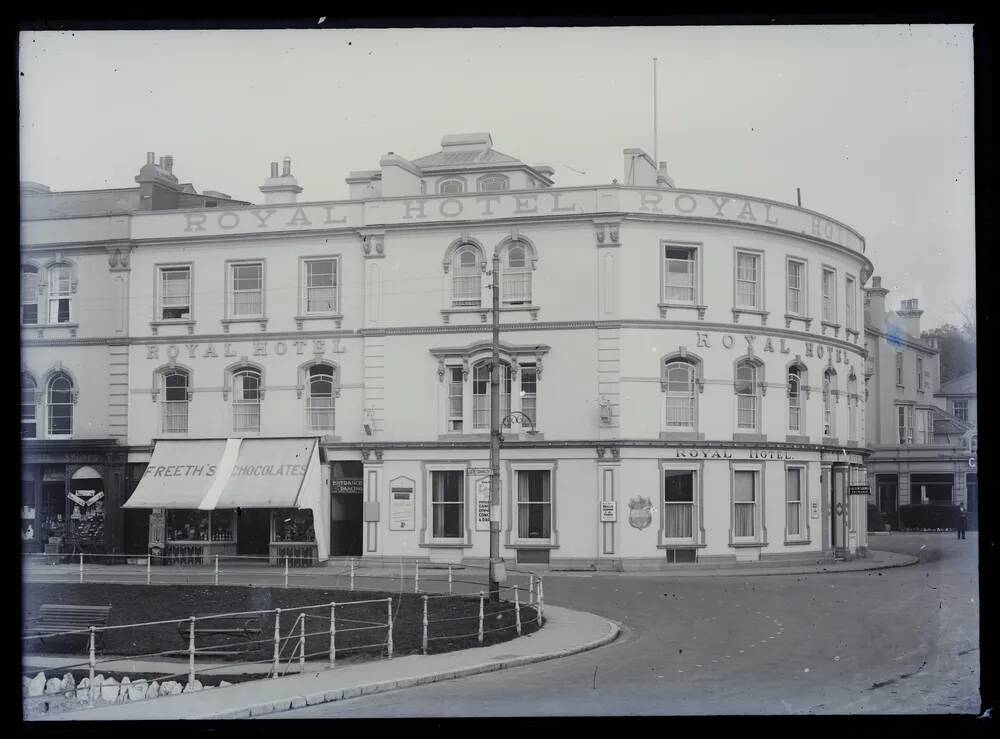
[653,57,658,164]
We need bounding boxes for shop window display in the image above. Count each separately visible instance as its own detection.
[167,510,235,542]
[272,509,315,542]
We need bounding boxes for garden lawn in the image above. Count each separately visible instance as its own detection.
[22,583,541,665]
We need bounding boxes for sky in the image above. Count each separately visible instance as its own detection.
[18,25,975,330]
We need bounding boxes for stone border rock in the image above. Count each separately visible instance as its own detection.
[199,618,621,719]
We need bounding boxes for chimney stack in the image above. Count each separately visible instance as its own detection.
[259,157,302,205]
[863,274,890,332]
[896,298,924,339]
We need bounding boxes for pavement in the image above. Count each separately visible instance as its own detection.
[30,604,619,720]
[23,544,930,720]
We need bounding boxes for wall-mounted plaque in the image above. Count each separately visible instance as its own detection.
[389,487,414,531]
[600,501,617,522]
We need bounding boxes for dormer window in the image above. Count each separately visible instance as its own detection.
[438,179,465,195]
[478,175,509,193]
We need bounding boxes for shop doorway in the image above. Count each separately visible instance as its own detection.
[123,509,151,555]
[331,495,363,556]
[236,508,270,557]
[330,461,363,557]
[876,475,899,530]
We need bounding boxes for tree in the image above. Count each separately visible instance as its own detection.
[922,323,976,384]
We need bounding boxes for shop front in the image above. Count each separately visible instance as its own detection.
[21,440,127,556]
[122,437,329,565]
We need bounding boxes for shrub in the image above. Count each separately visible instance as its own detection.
[898,503,959,530]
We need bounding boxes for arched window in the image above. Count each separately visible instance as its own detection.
[735,360,760,431]
[21,373,37,439]
[501,243,532,305]
[823,369,837,437]
[438,178,465,195]
[787,366,803,433]
[664,361,697,429]
[21,266,39,325]
[452,246,481,307]
[307,364,336,431]
[47,372,74,437]
[48,264,73,324]
[478,175,509,193]
[232,367,261,432]
[472,361,511,430]
[162,369,190,433]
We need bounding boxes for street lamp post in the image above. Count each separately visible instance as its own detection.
[489,253,502,602]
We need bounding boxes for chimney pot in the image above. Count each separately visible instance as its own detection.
[282,157,291,176]
[146,152,155,165]
[163,155,174,174]
[270,162,279,178]
[872,276,882,288]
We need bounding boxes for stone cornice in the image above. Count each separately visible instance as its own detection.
[21,318,870,355]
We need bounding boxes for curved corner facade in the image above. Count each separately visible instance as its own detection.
[20,146,874,567]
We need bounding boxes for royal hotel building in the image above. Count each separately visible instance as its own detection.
[20,134,875,568]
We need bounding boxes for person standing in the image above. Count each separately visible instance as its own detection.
[957,505,968,540]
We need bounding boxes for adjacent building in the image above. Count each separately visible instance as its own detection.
[863,285,977,530]
[21,134,875,567]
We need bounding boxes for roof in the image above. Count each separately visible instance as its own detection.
[411,147,524,170]
[935,370,977,397]
[20,189,142,218]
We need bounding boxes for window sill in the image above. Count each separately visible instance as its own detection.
[295,314,343,330]
[732,308,769,325]
[421,541,473,549]
[441,306,540,324]
[731,541,768,549]
[783,539,812,546]
[783,313,813,329]
[150,320,195,336]
[658,302,707,320]
[25,323,80,338]
[510,542,558,550]
[656,542,707,550]
[222,317,268,333]
[659,431,706,441]
[733,433,767,443]
[820,321,841,337]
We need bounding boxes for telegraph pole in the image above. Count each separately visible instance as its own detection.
[488,253,502,602]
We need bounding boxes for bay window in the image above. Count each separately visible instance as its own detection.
[472,361,510,430]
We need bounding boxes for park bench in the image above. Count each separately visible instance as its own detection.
[26,605,112,650]
[175,615,263,657]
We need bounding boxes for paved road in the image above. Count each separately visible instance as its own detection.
[269,533,981,717]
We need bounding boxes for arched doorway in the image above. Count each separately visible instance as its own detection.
[70,466,105,554]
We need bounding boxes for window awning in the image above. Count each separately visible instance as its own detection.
[209,438,317,509]
[122,440,228,509]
